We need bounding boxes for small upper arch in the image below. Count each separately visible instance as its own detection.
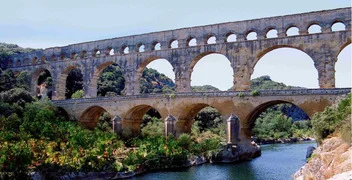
[187,36,197,47]
[330,20,346,32]
[225,32,237,42]
[205,33,217,44]
[306,22,322,34]
[245,29,258,40]
[152,41,161,51]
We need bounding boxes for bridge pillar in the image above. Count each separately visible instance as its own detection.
[112,116,123,135]
[164,115,176,136]
[123,69,140,95]
[232,55,253,91]
[313,53,336,88]
[227,114,240,144]
[174,67,192,92]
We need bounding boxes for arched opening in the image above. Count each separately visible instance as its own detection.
[80,106,111,130]
[226,33,237,42]
[32,68,52,100]
[335,44,351,88]
[308,24,322,34]
[206,35,216,44]
[50,55,56,61]
[36,69,52,99]
[24,58,29,65]
[16,60,21,66]
[190,53,233,91]
[123,105,164,137]
[137,44,145,52]
[121,45,129,54]
[331,22,346,32]
[188,37,197,46]
[246,101,310,144]
[152,42,161,50]
[57,107,70,121]
[97,63,125,96]
[177,103,226,141]
[65,68,83,99]
[32,57,38,64]
[138,58,175,94]
[80,51,87,59]
[252,47,319,89]
[286,26,300,36]
[105,47,112,56]
[40,56,46,64]
[60,53,66,60]
[266,29,278,38]
[170,39,178,48]
[109,48,115,55]
[71,52,78,59]
[246,31,257,40]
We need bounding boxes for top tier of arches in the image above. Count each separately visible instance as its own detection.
[8,7,351,67]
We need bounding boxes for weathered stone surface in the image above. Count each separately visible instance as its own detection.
[212,143,261,163]
[4,7,351,99]
[294,137,352,180]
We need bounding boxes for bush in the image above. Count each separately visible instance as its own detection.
[250,90,260,96]
[237,92,245,97]
[71,90,84,99]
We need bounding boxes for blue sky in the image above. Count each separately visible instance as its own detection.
[1,0,351,90]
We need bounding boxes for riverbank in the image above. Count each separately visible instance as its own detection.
[31,143,261,179]
[293,136,351,180]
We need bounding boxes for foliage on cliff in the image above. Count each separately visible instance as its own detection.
[192,85,219,92]
[311,94,351,144]
[250,75,302,90]
[0,43,37,63]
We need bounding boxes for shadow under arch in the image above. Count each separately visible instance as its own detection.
[55,65,82,100]
[56,106,71,121]
[79,105,108,129]
[123,104,165,137]
[337,39,351,56]
[177,103,225,135]
[244,100,310,137]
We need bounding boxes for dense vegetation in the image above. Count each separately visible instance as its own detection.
[311,94,351,144]
[0,43,37,64]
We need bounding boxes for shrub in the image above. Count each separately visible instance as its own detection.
[250,90,260,96]
[71,90,84,99]
[237,92,245,97]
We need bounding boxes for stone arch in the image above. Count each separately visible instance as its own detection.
[40,56,46,63]
[225,32,237,42]
[152,41,161,50]
[50,55,56,61]
[121,45,129,54]
[244,100,310,137]
[136,56,175,93]
[136,43,145,52]
[169,39,178,48]
[252,45,318,88]
[32,57,38,64]
[330,19,346,30]
[176,103,226,135]
[56,106,71,121]
[105,47,113,56]
[285,24,300,36]
[205,33,216,44]
[188,51,233,90]
[16,59,21,66]
[89,61,125,97]
[80,50,87,58]
[79,105,108,129]
[187,36,197,46]
[56,65,82,100]
[335,43,351,88]
[264,27,278,38]
[306,22,322,33]
[24,58,29,65]
[31,68,53,97]
[337,40,352,57]
[60,53,66,60]
[123,104,166,136]
[245,29,258,40]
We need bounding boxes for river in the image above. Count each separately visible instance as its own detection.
[132,141,316,180]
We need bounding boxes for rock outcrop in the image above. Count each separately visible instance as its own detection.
[212,142,261,163]
[294,137,351,180]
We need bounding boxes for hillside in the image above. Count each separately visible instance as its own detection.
[0,43,37,66]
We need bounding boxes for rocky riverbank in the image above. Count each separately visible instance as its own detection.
[293,136,351,180]
[32,142,261,179]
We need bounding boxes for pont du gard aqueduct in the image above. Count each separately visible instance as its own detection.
[4,7,351,145]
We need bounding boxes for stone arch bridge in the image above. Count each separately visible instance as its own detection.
[4,7,351,145]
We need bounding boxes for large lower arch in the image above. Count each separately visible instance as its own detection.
[189,52,233,91]
[252,46,319,88]
[79,106,108,129]
[244,100,310,138]
[122,104,166,137]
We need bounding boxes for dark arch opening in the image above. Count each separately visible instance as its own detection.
[65,68,83,99]
[36,69,52,100]
[246,101,310,143]
[177,103,226,140]
[138,57,175,94]
[190,52,233,91]
[97,63,125,96]
[123,105,163,138]
[252,47,318,89]
[56,107,70,121]
[80,106,110,130]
